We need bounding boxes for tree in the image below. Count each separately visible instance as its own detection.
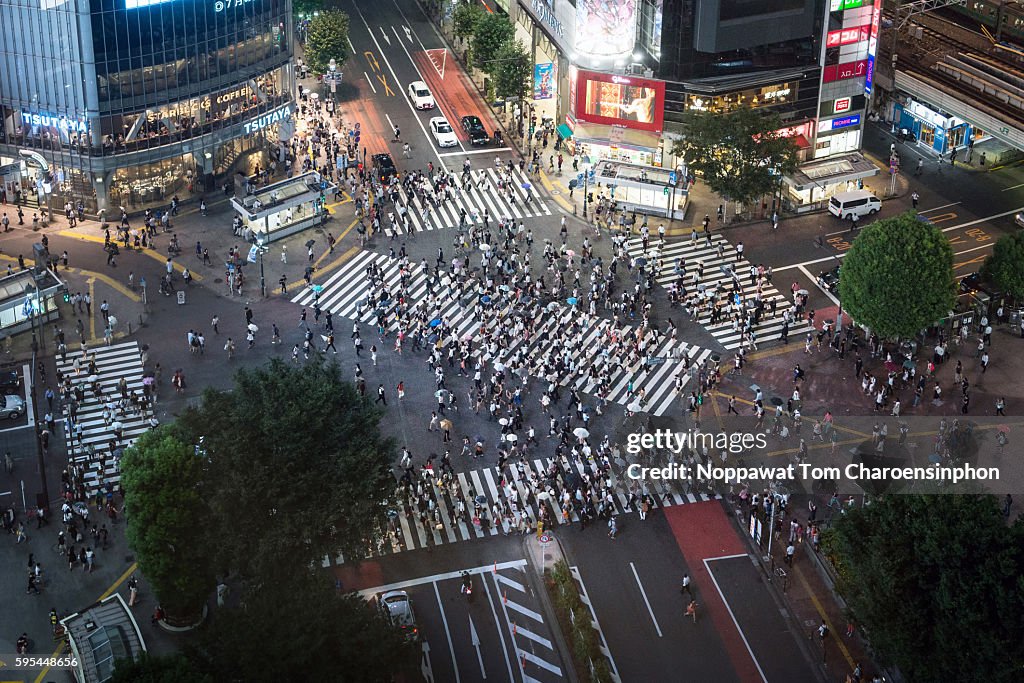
[304,10,351,76]
[292,0,322,18]
[839,211,956,339]
[175,359,395,581]
[111,654,214,683]
[188,571,416,682]
[453,0,485,41]
[121,429,213,624]
[670,107,798,207]
[981,231,1024,300]
[471,14,515,74]
[493,39,532,101]
[824,495,1024,682]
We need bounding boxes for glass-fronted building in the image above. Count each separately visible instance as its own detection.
[0,0,295,214]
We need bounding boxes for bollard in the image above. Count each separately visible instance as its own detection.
[127,322,132,336]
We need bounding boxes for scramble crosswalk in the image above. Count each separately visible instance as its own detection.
[382,166,551,236]
[56,341,152,496]
[625,234,814,350]
[323,457,720,565]
[293,250,713,416]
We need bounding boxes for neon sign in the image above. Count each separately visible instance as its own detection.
[818,114,861,133]
[242,104,294,135]
[826,26,870,47]
[21,112,88,133]
[823,59,868,83]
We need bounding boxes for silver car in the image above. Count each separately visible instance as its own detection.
[0,394,25,419]
[377,590,419,641]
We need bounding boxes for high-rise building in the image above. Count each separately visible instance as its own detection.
[0,0,296,214]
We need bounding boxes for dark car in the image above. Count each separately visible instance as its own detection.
[817,265,840,294]
[958,272,1001,298]
[460,115,489,146]
[372,153,398,182]
[0,371,20,395]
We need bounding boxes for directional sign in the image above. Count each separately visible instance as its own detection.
[577,172,584,183]
[469,615,485,678]
[668,171,677,185]
[588,169,596,182]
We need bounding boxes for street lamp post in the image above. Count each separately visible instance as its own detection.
[256,234,267,298]
[581,155,592,220]
[23,283,50,515]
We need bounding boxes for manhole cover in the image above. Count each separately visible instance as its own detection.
[551,191,561,196]
[214,278,223,283]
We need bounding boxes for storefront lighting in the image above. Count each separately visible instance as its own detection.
[632,52,643,62]
[204,152,213,160]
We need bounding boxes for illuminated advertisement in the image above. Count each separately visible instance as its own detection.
[574,0,638,58]
[823,59,868,83]
[817,114,861,133]
[534,63,555,100]
[865,4,881,95]
[826,25,870,47]
[575,70,665,132]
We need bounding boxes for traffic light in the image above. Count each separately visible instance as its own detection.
[62,290,70,303]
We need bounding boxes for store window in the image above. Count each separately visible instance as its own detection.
[109,155,194,209]
[920,124,935,147]
[685,83,796,113]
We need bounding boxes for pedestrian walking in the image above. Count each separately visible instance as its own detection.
[128,575,139,606]
[681,574,693,598]
[376,384,387,405]
[685,600,698,623]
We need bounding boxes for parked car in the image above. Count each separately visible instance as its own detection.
[372,153,398,183]
[1014,212,1024,229]
[377,590,419,641]
[0,394,25,420]
[958,272,1002,299]
[407,81,435,110]
[460,115,489,146]
[0,371,21,395]
[429,117,459,148]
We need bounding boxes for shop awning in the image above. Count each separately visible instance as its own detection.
[793,135,811,150]
[556,124,573,140]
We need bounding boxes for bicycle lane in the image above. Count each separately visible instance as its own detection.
[664,500,820,683]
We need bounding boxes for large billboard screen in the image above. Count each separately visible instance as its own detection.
[574,0,638,58]
[574,70,665,132]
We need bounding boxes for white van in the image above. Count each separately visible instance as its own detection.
[828,190,881,220]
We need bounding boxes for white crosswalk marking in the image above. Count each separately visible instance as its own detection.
[384,166,550,235]
[323,459,719,564]
[56,341,151,496]
[625,235,814,350]
[292,252,710,416]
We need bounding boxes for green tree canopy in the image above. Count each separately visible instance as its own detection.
[121,429,213,623]
[471,13,515,74]
[839,211,956,339]
[981,231,1024,300]
[493,39,532,101]
[825,495,1024,682]
[304,9,351,76]
[453,0,485,41]
[670,107,798,207]
[188,572,416,682]
[292,0,322,18]
[111,653,214,683]
[175,359,394,581]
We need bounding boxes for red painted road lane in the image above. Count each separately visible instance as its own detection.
[337,76,397,162]
[664,501,764,683]
[411,49,504,147]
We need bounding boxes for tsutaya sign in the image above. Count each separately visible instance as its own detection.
[243,104,294,135]
[21,112,88,133]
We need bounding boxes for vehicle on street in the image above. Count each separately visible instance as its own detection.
[407,81,435,110]
[828,190,881,220]
[429,117,459,148]
[460,115,490,146]
[818,265,841,294]
[372,153,398,183]
[1015,212,1024,229]
[958,272,1003,299]
[377,590,419,641]
[0,370,21,394]
[0,394,25,419]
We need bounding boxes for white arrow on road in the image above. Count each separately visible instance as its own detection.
[403,25,413,43]
[469,614,486,678]
[421,641,435,683]
[379,26,391,46]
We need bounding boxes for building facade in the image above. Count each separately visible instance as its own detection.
[0,0,295,214]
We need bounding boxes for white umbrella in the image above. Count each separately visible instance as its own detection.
[479,243,491,252]
[107,315,117,329]
[627,401,643,413]
[499,417,509,426]
[573,427,590,439]
[494,362,506,372]
[248,323,259,333]
[505,433,518,443]
[435,390,447,398]
[537,491,550,501]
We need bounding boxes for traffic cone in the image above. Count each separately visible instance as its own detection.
[493,561,497,574]
[503,590,508,604]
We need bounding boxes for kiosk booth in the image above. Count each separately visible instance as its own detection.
[592,160,687,220]
[0,264,65,338]
[230,171,336,243]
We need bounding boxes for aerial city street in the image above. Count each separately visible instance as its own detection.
[0,0,1022,681]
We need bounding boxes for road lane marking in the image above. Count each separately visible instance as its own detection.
[519,650,562,675]
[792,563,857,670]
[1001,182,1024,191]
[504,599,543,623]
[56,231,203,281]
[919,201,962,212]
[703,556,769,683]
[468,614,486,678]
[351,2,443,165]
[629,561,663,637]
[925,212,957,223]
[356,560,528,596]
[379,25,391,46]
[439,148,513,157]
[513,624,553,650]
[23,362,34,428]
[364,72,377,94]
[432,582,462,683]
[484,570,519,683]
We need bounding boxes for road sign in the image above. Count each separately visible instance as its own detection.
[668,171,677,185]
[576,172,584,183]
[538,532,552,547]
[588,169,595,182]
[176,290,186,305]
